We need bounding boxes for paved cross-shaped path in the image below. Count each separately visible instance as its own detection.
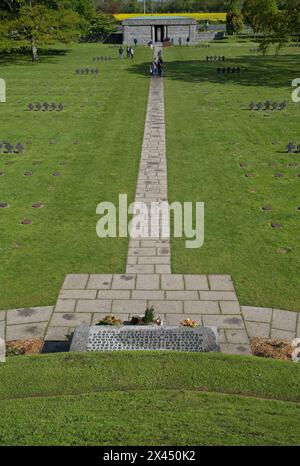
[1,47,299,353]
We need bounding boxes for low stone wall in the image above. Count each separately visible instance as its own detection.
[70,325,219,353]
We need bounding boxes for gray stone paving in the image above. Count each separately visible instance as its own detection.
[1,45,299,355]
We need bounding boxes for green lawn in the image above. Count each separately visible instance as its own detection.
[163,41,300,311]
[0,44,151,310]
[0,352,299,445]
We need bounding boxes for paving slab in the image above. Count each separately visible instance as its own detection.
[0,322,5,340]
[184,300,220,314]
[271,328,296,341]
[59,290,97,300]
[126,264,155,274]
[55,299,76,313]
[225,329,249,344]
[50,313,92,327]
[220,343,252,355]
[184,275,209,290]
[97,290,130,300]
[241,306,272,323]
[161,274,184,290]
[75,300,112,313]
[272,309,297,332]
[87,274,113,289]
[245,321,270,338]
[200,291,238,301]
[136,274,160,290]
[202,315,244,329]
[6,322,48,341]
[111,300,147,314]
[148,300,183,314]
[45,326,73,342]
[208,275,235,291]
[111,274,136,290]
[132,290,164,300]
[0,311,6,322]
[62,274,89,290]
[219,301,241,314]
[166,291,199,301]
[6,307,53,325]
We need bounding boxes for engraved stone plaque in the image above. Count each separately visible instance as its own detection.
[70,326,219,353]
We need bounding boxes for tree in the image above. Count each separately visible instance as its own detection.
[87,12,117,40]
[242,0,278,36]
[226,0,243,37]
[0,3,83,61]
[282,0,300,35]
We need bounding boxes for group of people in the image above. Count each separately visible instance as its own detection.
[150,53,163,78]
[119,46,134,59]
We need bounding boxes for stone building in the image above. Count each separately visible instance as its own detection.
[122,16,198,45]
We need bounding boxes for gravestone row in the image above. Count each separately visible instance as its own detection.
[206,55,225,61]
[108,45,119,49]
[0,202,44,209]
[93,56,112,61]
[0,142,24,154]
[249,48,259,53]
[286,142,300,154]
[75,69,99,75]
[196,43,210,48]
[249,101,286,111]
[27,103,64,112]
[217,67,241,73]
[289,43,300,47]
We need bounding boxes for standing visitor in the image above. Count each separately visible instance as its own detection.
[119,46,123,60]
[158,57,163,77]
[130,47,134,59]
[150,60,156,77]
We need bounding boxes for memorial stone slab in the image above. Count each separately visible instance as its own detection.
[70,325,219,353]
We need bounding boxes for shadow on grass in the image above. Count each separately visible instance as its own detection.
[128,54,300,88]
[0,48,70,66]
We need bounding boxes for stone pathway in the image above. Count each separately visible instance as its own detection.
[1,47,299,354]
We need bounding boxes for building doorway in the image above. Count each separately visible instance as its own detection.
[154,25,165,43]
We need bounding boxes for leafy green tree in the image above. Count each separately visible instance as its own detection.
[0,3,82,61]
[226,0,243,37]
[87,12,117,40]
[282,0,300,35]
[242,0,278,36]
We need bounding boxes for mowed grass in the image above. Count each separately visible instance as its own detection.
[0,352,299,445]
[164,41,300,312]
[0,44,151,310]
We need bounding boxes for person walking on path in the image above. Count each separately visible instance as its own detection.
[119,46,124,60]
[157,56,163,77]
[150,60,156,77]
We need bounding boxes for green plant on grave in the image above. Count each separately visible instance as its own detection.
[143,306,156,325]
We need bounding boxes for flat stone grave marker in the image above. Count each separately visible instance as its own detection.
[70,325,219,353]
